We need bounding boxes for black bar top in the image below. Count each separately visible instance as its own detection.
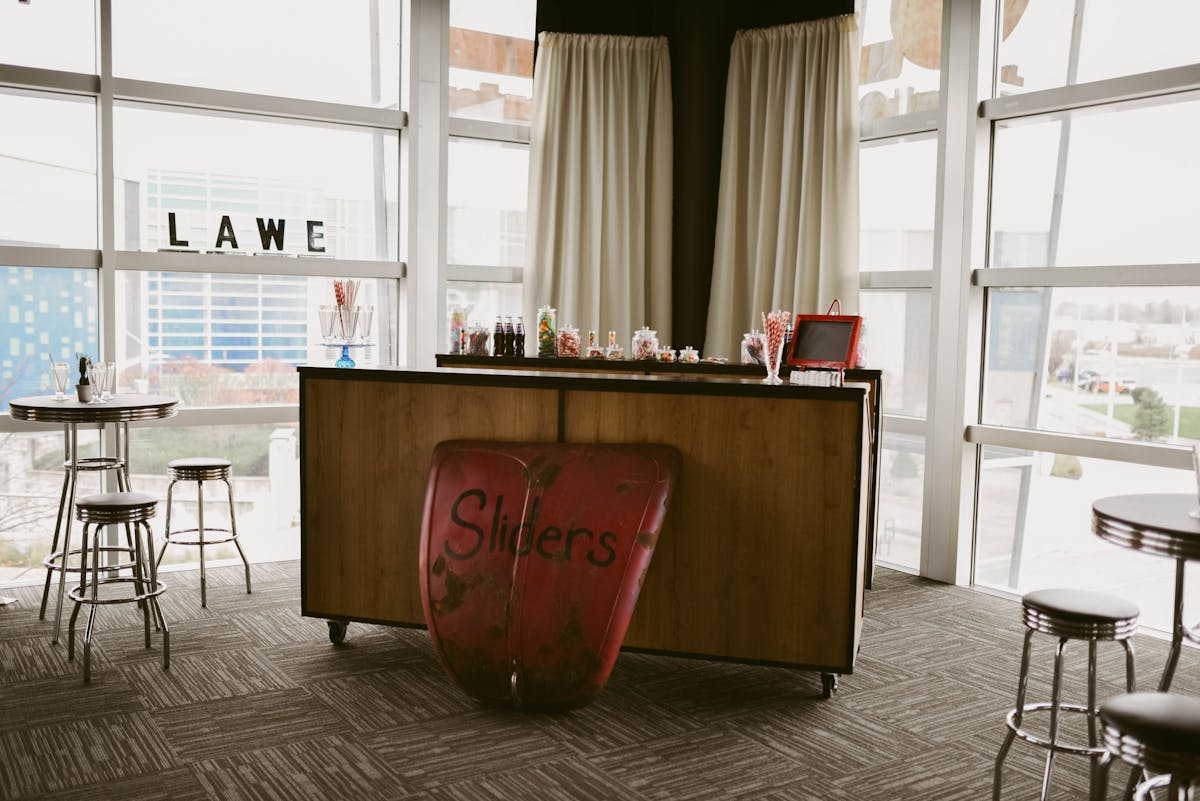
[297,362,872,403]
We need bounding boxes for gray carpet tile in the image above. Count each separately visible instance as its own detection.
[0,670,145,729]
[0,712,177,799]
[586,724,812,800]
[424,759,650,801]
[120,649,297,709]
[0,633,113,684]
[359,709,564,790]
[33,767,212,801]
[191,734,399,801]
[2,560,1199,801]
[307,666,477,732]
[152,688,350,762]
[728,702,938,776]
[528,683,700,757]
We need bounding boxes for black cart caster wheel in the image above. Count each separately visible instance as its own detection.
[821,672,839,699]
[327,620,348,645]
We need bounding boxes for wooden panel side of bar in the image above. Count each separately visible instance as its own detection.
[301,376,559,623]
[561,390,864,668]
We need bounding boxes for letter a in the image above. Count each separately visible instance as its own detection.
[214,215,239,250]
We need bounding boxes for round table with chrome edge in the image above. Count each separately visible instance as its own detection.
[1092,493,1200,693]
[8,394,178,644]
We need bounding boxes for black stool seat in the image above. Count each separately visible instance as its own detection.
[1024,588,1140,624]
[1102,692,1200,753]
[168,457,231,482]
[76,492,157,511]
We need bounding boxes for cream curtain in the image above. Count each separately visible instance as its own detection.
[523,32,673,349]
[704,16,860,358]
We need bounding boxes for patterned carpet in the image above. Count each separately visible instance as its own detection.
[1,561,1196,801]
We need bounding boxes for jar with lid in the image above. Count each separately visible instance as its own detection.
[679,346,700,364]
[741,330,765,365]
[467,324,490,356]
[586,330,604,359]
[632,327,658,361]
[557,326,581,358]
[658,347,676,363]
[537,306,557,357]
[448,305,468,354]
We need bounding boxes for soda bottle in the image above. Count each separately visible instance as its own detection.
[514,317,526,357]
[493,316,506,357]
[504,316,516,357]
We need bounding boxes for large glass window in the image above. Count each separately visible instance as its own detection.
[447,137,528,268]
[861,290,931,418]
[449,0,535,124]
[990,95,1200,268]
[1,267,97,407]
[446,281,523,345]
[997,0,1200,96]
[877,431,925,570]
[975,445,1200,633]
[0,90,97,250]
[0,0,95,75]
[860,135,937,271]
[112,0,402,108]
[117,272,396,406]
[858,0,942,121]
[983,286,1200,444]
[113,104,398,260]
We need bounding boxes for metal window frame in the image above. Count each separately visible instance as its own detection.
[981,63,1200,122]
[2,0,408,432]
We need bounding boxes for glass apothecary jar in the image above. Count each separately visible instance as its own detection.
[448,305,468,354]
[741,330,765,365]
[658,347,676,363]
[557,326,581,358]
[679,346,700,364]
[632,326,658,361]
[537,306,557,357]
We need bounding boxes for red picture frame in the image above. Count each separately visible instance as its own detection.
[785,314,863,370]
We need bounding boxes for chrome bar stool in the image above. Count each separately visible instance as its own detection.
[994,588,1139,801]
[67,492,169,682]
[40,455,136,621]
[1095,692,1200,801]
[157,457,251,607]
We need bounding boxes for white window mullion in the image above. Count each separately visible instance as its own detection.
[921,0,995,585]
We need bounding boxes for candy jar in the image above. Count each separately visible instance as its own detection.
[741,330,765,365]
[679,346,700,364]
[467,324,490,356]
[632,326,658,361]
[658,347,676,363]
[448,305,468,354]
[557,326,581,358]
[537,305,557,357]
[586,330,604,359]
[605,344,624,360]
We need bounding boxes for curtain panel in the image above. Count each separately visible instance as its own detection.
[704,15,860,358]
[523,32,673,349]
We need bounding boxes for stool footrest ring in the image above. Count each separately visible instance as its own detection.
[1006,703,1108,757]
[164,527,239,547]
[44,547,136,573]
[68,577,166,605]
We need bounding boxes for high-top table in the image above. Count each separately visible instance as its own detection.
[1093,493,1200,691]
[8,394,178,643]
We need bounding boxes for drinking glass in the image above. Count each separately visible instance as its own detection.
[87,362,108,403]
[357,305,375,343]
[318,305,338,343]
[101,361,116,400]
[49,362,69,401]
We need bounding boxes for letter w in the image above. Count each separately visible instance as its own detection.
[256,218,285,250]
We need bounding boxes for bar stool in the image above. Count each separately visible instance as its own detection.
[40,456,134,621]
[1094,692,1200,801]
[157,457,251,607]
[67,492,169,682]
[993,588,1139,801]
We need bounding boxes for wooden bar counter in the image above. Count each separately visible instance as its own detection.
[299,364,872,685]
